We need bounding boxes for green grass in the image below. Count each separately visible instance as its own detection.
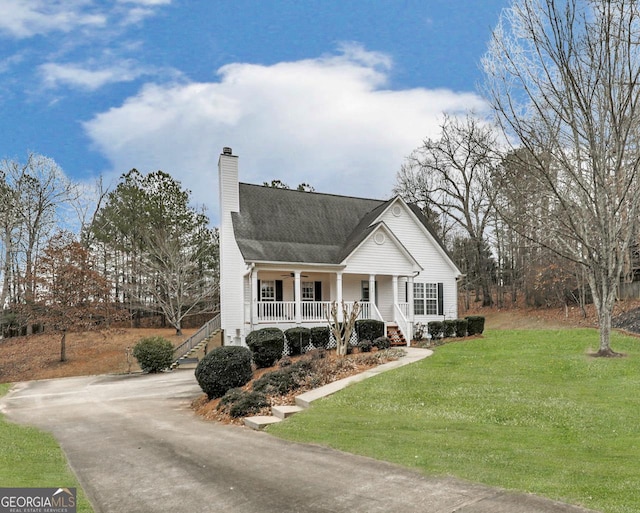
[268,329,640,513]
[0,383,94,512]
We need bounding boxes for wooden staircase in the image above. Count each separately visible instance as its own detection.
[386,323,407,346]
[171,313,221,369]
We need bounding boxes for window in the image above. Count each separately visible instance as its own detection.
[302,281,314,301]
[414,282,440,315]
[260,280,275,301]
[361,280,378,304]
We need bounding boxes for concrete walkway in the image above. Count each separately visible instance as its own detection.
[0,356,600,513]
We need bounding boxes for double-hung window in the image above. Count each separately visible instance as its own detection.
[260,280,275,301]
[301,281,315,301]
[414,282,440,315]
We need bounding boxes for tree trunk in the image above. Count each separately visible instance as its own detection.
[590,275,621,357]
[60,331,67,362]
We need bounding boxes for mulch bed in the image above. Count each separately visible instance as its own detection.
[191,348,405,425]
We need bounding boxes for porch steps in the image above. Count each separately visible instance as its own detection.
[244,347,433,430]
[387,324,407,346]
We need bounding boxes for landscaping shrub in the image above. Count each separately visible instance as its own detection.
[443,319,457,338]
[217,387,245,407]
[454,318,468,337]
[195,346,253,399]
[285,327,311,355]
[358,339,373,352]
[427,321,444,339]
[132,336,174,373]
[229,392,269,418]
[355,319,385,342]
[373,336,391,350]
[310,326,330,349]
[217,388,269,418]
[252,357,314,396]
[466,315,486,336]
[252,368,298,396]
[246,327,285,368]
[413,323,427,341]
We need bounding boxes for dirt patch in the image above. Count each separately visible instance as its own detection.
[0,327,199,384]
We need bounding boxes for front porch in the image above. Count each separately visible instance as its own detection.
[244,267,415,344]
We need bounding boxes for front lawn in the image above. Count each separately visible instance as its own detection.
[0,383,93,513]
[268,329,640,513]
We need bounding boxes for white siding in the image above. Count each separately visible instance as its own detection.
[343,228,418,276]
[378,201,459,320]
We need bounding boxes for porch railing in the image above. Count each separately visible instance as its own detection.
[394,304,411,346]
[350,301,382,321]
[255,301,382,323]
[257,301,296,321]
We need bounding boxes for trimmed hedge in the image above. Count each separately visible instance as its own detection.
[355,319,385,342]
[285,327,311,356]
[455,318,468,337]
[310,326,330,349]
[132,336,174,373]
[427,321,444,339]
[246,327,285,368]
[195,346,253,399]
[443,319,457,338]
[466,315,486,336]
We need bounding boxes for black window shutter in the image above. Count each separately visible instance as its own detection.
[257,280,261,300]
[276,280,283,301]
[314,281,322,301]
[437,282,444,316]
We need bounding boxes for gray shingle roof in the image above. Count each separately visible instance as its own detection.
[232,184,387,264]
[232,183,453,267]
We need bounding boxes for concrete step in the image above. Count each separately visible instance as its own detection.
[244,415,282,430]
[271,405,305,419]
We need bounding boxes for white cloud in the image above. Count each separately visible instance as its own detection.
[39,60,170,91]
[84,47,488,224]
[0,0,105,38]
[0,0,170,38]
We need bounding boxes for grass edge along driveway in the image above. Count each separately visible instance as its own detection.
[0,383,94,513]
[268,329,640,513]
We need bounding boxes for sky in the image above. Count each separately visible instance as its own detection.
[0,0,511,225]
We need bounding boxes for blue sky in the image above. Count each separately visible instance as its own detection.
[0,1,510,224]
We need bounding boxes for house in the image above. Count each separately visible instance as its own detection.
[218,147,462,347]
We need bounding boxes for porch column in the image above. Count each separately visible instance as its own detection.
[369,274,376,305]
[251,269,259,327]
[392,275,398,310]
[294,271,302,324]
[336,271,343,322]
[408,275,415,321]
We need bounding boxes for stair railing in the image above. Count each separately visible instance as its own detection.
[173,312,221,361]
[393,304,411,346]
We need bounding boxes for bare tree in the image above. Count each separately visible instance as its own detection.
[328,301,360,357]
[138,224,219,335]
[395,114,501,306]
[484,0,640,356]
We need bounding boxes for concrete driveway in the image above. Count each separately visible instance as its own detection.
[0,370,598,513]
